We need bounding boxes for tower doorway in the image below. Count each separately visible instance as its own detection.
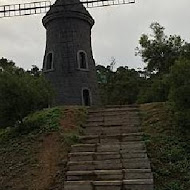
[82,89,91,106]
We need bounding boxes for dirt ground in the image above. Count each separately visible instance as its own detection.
[0,107,85,190]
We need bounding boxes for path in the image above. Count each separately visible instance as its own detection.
[64,106,154,190]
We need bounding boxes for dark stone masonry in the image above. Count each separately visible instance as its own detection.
[42,0,100,106]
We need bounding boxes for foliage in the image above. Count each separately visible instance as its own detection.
[137,76,169,103]
[168,58,190,130]
[21,107,62,133]
[0,58,53,128]
[141,103,190,190]
[61,107,87,145]
[136,22,190,105]
[0,106,87,190]
[96,63,143,105]
[0,106,87,142]
[136,22,190,75]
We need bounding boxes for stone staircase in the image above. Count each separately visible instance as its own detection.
[64,106,154,190]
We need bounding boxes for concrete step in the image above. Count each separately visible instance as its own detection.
[64,181,93,190]
[87,113,139,118]
[122,133,143,142]
[105,105,139,109]
[64,180,153,190]
[102,107,139,112]
[68,160,122,171]
[93,181,122,190]
[79,135,99,144]
[95,152,121,161]
[69,152,121,162]
[122,152,147,159]
[68,161,94,171]
[97,142,145,152]
[88,107,138,114]
[70,143,146,154]
[79,133,143,144]
[123,179,154,190]
[69,151,148,162]
[104,117,140,123]
[124,169,153,180]
[69,152,94,161]
[95,159,122,170]
[85,127,140,136]
[71,144,96,153]
[87,117,104,122]
[101,126,140,135]
[66,171,95,181]
[97,144,120,152]
[66,170,123,181]
[95,170,123,180]
[122,158,151,169]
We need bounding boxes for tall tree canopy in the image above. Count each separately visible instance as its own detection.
[0,58,53,128]
[136,22,190,75]
[96,63,143,105]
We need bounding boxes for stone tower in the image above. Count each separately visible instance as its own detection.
[42,0,100,106]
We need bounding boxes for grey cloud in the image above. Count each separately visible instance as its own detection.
[0,0,190,70]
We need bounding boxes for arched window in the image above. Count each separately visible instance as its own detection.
[45,52,54,71]
[77,50,88,70]
[82,88,91,106]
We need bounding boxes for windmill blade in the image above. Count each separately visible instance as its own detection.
[0,0,135,18]
[0,1,51,18]
[83,0,135,8]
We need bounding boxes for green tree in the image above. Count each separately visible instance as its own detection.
[0,58,53,128]
[168,58,190,129]
[136,22,189,75]
[135,22,190,103]
[96,63,142,105]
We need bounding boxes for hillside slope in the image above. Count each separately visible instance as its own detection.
[140,103,190,190]
[1,103,189,190]
[0,106,87,190]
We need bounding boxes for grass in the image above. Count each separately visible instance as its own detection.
[0,106,87,190]
[140,102,190,190]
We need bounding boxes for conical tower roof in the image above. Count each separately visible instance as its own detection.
[43,0,94,27]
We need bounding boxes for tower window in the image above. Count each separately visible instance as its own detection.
[77,50,88,70]
[45,52,54,71]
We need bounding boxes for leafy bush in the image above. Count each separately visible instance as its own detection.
[168,58,190,130]
[97,64,142,105]
[21,107,62,133]
[0,58,53,128]
[138,77,169,103]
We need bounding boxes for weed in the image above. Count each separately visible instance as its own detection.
[140,103,190,190]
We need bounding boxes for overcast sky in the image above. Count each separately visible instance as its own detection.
[0,0,190,70]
